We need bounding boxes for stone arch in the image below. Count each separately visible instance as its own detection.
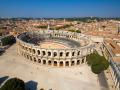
[33,49,36,54]
[24,53,26,58]
[27,55,29,59]
[29,48,31,53]
[37,50,40,55]
[77,51,80,55]
[72,52,75,56]
[66,52,69,57]
[42,51,46,56]
[48,52,51,56]
[77,60,80,65]
[21,52,23,56]
[48,60,52,65]
[43,60,46,64]
[71,61,75,66]
[34,57,37,62]
[59,61,63,66]
[82,59,84,63]
[60,52,63,57]
[30,56,32,61]
[65,61,69,66]
[38,59,41,63]
[25,47,27,50]
[54,61,57,66]
[53,52,57,57]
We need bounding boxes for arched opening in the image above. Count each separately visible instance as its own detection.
[54,61,57,66]
[48,52,51,56]
[77,51,80,55]
[25,47,27,50]
[65,61,69,66]
[30,56,32,61]
[24,53,26,57]
[33,49,36,54]
[82,59,84,63]
[42,51,46,56]
[66,52,69,57]
[71,61,75,66]
[48,60,52,65]
[34,57,36,62]
[29,48,31,53]
[37,50,40,55]
[60,52,63,57]
[43,60,46,64]
[27,55,29,59]
[54,52,57,57]
[59,61,63,66]
[77,60,80,65]
[38,59,41,63]
[72,52,75,56]
[23,46,25,49]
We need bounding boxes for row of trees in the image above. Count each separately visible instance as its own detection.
[36,25,47,29]
[66,17,120,22]
[50,24,73,30]
[86,51,109,74]
[68,29,81,33]
[1,35,16,46]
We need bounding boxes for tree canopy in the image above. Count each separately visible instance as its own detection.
[68,29,81,33]
[0,78,25,90]
[86,52,109,74]
[1,35,16,46]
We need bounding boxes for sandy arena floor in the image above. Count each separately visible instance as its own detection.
[0,44,101,90]
[39,41,69,49]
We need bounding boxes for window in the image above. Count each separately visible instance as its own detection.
[66,52,69,57]
[38,59,41,63]
[37,50,40,55]
[48,52,51,56]
[42,51,46,56]
[54,52,57,57]
[33,49,36,54]
[72,52,75,56]
[78,51,80,55]
[60,52,63,57]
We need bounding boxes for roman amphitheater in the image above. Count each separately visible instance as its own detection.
[16,30,95,67]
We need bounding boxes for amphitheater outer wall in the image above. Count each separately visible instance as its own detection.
[16,30,95,67]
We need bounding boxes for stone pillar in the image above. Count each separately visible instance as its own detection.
[69,61,71,67]
[84,57,86,64]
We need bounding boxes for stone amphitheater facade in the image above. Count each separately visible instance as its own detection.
[16,30,95,67]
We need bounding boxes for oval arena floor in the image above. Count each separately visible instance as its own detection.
[39,41,69,49]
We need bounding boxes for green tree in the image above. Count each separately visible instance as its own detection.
[76,30,81,33]
[86,52,109,74]
[68,29,81,33]
[0,78,25,90]
[1,35,16,46]
[36,25,47,29]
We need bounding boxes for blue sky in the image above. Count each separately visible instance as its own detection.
[0,0,120,18]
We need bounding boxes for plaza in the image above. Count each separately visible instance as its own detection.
[0,44,102,90]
